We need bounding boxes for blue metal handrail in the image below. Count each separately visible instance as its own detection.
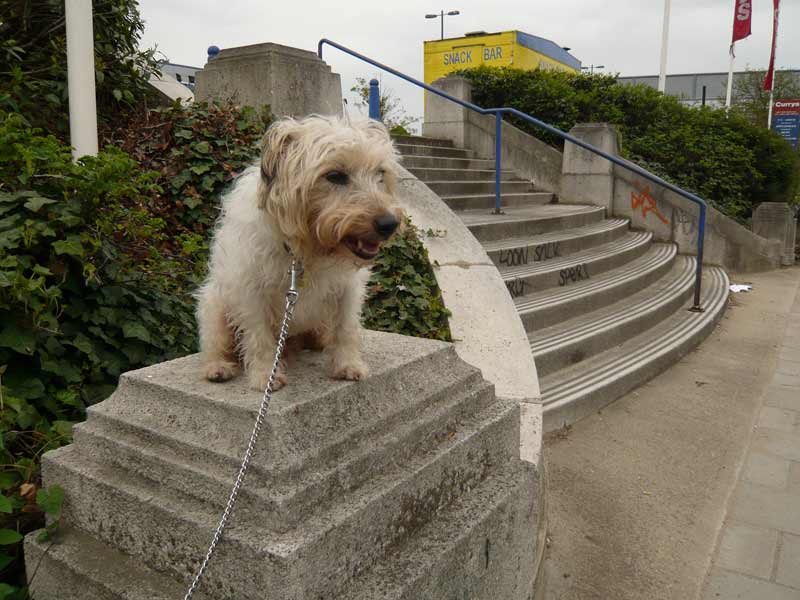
[318,38,707,311]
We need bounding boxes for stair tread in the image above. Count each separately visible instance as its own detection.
[530,255,696,355]
[458,204,602,227]
[481,219,629,253]
[499,231,652,281]
[540,266,729,408]
[514,243,677,313]
[440,191,552,199]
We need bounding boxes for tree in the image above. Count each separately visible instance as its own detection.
[729,69,800,127]
[349,76,419,134]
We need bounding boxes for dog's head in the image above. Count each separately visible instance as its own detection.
[258,115,405,263]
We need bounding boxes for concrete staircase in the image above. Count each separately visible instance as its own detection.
[394,134,730,431]
[26,331,542,599]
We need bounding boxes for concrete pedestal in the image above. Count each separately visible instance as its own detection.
[26,331,543,599]
[752,202,797,266]
[195,42,342,117]
[560,123,619,211]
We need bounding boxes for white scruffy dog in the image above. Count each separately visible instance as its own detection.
[196,115,404,390]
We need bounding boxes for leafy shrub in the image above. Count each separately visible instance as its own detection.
[0,0,160,138]
[457,66,800,222]
[363,220,452,341]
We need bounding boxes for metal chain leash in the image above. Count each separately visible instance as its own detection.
[184,259,301,600]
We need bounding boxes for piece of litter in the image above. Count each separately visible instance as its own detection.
[730,284,753,293]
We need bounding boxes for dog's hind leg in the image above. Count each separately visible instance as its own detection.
[197,286,240,382]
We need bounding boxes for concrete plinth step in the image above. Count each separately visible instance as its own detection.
[400,155,496,170]
[25,527,192,600]
[541,265,729,431]
[442,191,554,212]
[459,204,605,243]
[73,372,496,530]
[44,399,520,599]
[500,231,652,292]
[391,135,454,148]
[482,218,631,268]
[338,462,541,600]
[515,243,677,332]
[406,167,518,182]
[531,255,696,377]
[394,144,474,159]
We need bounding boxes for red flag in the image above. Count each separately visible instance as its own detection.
[732,0,752,46]
[764,0,780,91]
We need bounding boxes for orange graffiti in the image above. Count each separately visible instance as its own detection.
[630,183,669,225]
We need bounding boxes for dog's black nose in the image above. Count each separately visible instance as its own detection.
[374,214,399,239]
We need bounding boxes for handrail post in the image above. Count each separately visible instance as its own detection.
[494,111,503,214]
[368,79,381,121]
[689,204,706,312]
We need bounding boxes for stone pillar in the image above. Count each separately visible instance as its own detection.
[422,76,473,149]
[752,202,797,266]
[195,42,342,117]
[560,123,619,211]
[26,331,543,599]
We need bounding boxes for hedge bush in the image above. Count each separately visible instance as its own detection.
[457,66,800,222]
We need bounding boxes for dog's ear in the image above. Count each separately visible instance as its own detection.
[259,118,299,198]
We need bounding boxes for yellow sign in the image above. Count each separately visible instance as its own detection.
[423,30,580,85]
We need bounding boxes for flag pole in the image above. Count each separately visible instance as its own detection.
[725,50,735,109]
[765,0,781,129]
[658,0,671,93]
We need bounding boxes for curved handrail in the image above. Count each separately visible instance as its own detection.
[318,38,707,311]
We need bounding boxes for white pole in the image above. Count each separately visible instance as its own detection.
[658,0,671,93]
[725,50,735,109]
[65,0,98,160]
[767,88,775,128]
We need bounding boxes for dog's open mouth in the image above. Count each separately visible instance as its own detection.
[343,236,382,260]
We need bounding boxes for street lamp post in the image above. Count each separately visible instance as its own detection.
[581,64,605,74]
[425,10,460,40]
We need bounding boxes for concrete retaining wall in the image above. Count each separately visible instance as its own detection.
[422,76,563,193]
[562,123,784,273]
[195,42,342,117]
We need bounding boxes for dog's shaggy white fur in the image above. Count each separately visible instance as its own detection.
[196,115,404,390]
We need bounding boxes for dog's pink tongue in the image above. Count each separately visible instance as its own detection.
[358,239,380,254]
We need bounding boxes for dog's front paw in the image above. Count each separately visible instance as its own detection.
[248,360,288,392]
[331,360,369,382]
[205,360,240,383]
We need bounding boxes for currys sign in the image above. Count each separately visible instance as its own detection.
[771,99,800,150]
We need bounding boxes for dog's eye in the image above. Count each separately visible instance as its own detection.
[377,169,386,183]
[325,171,349,186]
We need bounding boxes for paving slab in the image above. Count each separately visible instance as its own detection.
[775,532,800,589]
[543,266,800,600]
[716,524,778,579]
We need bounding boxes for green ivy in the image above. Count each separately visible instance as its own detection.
[457,66,800,222]
[363,220,452,342]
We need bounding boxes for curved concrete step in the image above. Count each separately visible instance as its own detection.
[400,155,496,170]
[426,179,536,196]
[392,135,454,148]
[443,191,554,211]
[515,243,677,331]
[541,265,729,430]
[531,255,697,376]
[460,204,605,243]
[406,167,519,182]
[482,218,631,268]
[395,144,474,158]
[500,231,653,294]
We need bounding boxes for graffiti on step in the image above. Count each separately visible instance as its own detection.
[559,264,590,286]
[674,208,695,236]
[506,278,528,298]
[497,241,560,267]
[630,182,669,225]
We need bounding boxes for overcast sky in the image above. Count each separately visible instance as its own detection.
[138,0,798,127]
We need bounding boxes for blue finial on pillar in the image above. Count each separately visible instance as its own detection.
[207,45,220,60]
[368,78,381,121]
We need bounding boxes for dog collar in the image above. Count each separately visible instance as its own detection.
[282,241,307,288]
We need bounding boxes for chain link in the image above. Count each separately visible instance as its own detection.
[184,259,301,600]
